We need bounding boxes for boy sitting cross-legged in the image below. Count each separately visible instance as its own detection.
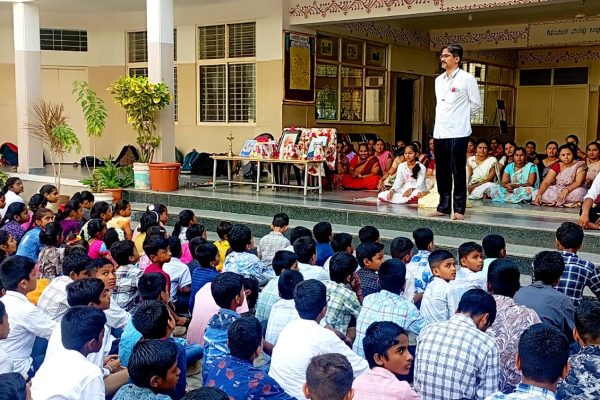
[355,241,385,297]
[420,249,457,324]
[223,224,274,286]
[303,353,354,400]
[450,241,485,310]
[111,240,142,311]
[258,213,291,269]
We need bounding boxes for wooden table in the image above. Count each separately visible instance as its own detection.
[211,155,324,195]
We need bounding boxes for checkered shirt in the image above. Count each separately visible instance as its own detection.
[223,251,275,286]
[557,251,600,306]
[415,313,500,400]
[486,383,556,400]
[357,267,379,297]
[37,276,72,322]
[265,298,299,345]
[324,280,362,333]
[257,232,290,269]
[113,264,144,311]
[353,290,426,358]
[255,276,280,324]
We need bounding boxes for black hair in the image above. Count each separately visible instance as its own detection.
[358,226,380,243]
[476,138,490,148]
[194,242,218,266]
[289,226,313,244]
[90,201,111,220]
[566,134,580,145]
[168,236,182,259]
[0,232,9,261]
[428,249,455,269]
[403,144,422,179]
[313,222,332,244]
[79,191,95,203]
[143,235,170,257]
[138,211,160,234]
[138,273,168,301]
[28,193,48,214]
[0,203,26,228]
[66,278,105,306]
[39,221,63,247]
[64,241,89,257]
[278,269,304,300]
[0,301,5,321]
[514,146,526,156]
[227,316,262,360]
[458,241,483,260]
[556,221,584,250]
[243,276,259,310]
[129,339,178,388]
[62,252,93,276]
[482,234,505,258]
[0,372,28,400]
[574,299,600,342]
[61,305,106,351]
[114,199,130,214]
[172,209,195,238]
[147,225,167,239]
[190,237,207,259]
[557,143,575,158]
[546,141,559,149]
[147,203,167,216]
[390,237,413,260]
[504,140,517,150]
[363,321,407,369]
[533,251,565,285]
[216,221,233,241]
[518,323,569,384]
[329,252,358,283]
[2,177,21,194]
[305,353,353,400]
[413,227,434,250]
[587,141,600,151]
[110,240,136,266]
[104,228,120,250]
[355,241,385,268]
[487,259,520,298]
[184,223,204,242]
[378,259,406,295]
[331,233,353,253]
[0,255,35,291]
[294,279,327,320]
[183,388,229,400]
[228,224,252,253]
[211,272,244,308]
[272,213,290,228]
[87,218,105,239]
[39,184,58,197]
[442,43,463,62]
[132,300,170,339]
[293,236,317,264]
[27,208,53,232]
[272,250,298,276]
[456,289,497,326]
[525,140,536,148]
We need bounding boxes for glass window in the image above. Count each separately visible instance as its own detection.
[316,64,338,120]
[365,70,385,122]
[341,66,363,121]
[198,25,225,60]
[228,23,255,58]
[200,65,226,122]
[228,63,256,122]
[128,31,148,63]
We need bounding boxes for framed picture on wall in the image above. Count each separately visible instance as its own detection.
[347,43,359,60]
[320,39,333,57]
[284,31,316,103]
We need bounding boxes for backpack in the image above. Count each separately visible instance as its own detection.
[181,150,200,174]
[114,145,140,166]
[0,143,18,166]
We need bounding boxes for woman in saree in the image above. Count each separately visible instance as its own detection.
[537,141,559,180]
[533,144,587,207]
[467,139,499,200]
[498,141,516,173]
[488,147,539,204]
[330,142,350,189]
[466,137,477,158]
[374,139,393,174]
[378,144,427,204]
[341,143,381,190]
[585,142,600,187]
[566,134,587,159]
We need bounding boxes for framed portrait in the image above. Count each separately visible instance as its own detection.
[347,44,358,60]
[320,39,333,56]
[307,136,328,158]
[342,39,363,64]
[366,43,386,67]
[278,129,301,151]
[239,139,256,157]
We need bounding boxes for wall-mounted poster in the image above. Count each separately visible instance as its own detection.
[284,31,316,103]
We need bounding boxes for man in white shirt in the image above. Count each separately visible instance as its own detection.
[265,269,303,345]
[0,256,56,376]
[579,172,600,229]
[32,306,106,400]
[431,44,481,221]
[269,279,368,399]
[293,237,329,282]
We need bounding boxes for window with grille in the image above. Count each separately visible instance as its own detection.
[519,69,552,86]
[40,29,87,51]
[554,67,588,85]
[198,22,256,123]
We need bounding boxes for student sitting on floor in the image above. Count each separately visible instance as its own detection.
[0,372,29,400]
[265,269,304,345]
[406,227,435,298]
[223,224,274,286]
[257,213,291,269]
[293,237,329,282]
[0,300,13,374]
[420,249,457,324]
[355,241,385,297]
[358,225,380,244]
[163,236,192,313]
[482,234,506,272]
[189,241,219,312]
[313,221,334,267]
[93,258,131,333]
[450,241,485,310]
[31,306,106,399]
[113,339,181,400]
[323,232,354,273]
[111,240,143,311]
[390,236,417,302]
[143,235,173,295]
[324,252,362,337]
[214,221,232,272]
[183,387,229,400]
[303,353,354,400]
[205,316,293,399]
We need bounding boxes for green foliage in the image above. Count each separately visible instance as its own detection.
[52,123,81,155]
[108,76,171,163]
[0,170,9,189]
[72,81,107,139]
[80,159,134,191]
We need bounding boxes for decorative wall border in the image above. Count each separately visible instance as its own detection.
[465,49,519,67]
[336,21,430,48]
[430,27,529,48]
[519,49,600,65]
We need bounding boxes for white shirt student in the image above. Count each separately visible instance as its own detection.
[420,277,454,324]
[163,256,193,300]
[0,291,56,375]
[265,298,299,346]
[449,266,487,313]
[31,349,105,399]
[104,301,130,330]
[297,262,329,282]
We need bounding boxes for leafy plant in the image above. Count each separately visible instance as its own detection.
[73,81,107,172]
[80,159,133,191]
[0,170,9,189]
[108,76,171,163]
[28,102,81,191]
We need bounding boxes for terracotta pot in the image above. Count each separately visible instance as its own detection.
[149,163,181,192]
[104,188,123,204]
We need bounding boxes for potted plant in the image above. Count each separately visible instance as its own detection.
[28,101,81,191]
[108,76,174,190]
[72,81,107,175]
[80,159,134,203]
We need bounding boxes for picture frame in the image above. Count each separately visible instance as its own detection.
[239,139,256,157]
[320,39,333,57]
[278,129,301,151]
[347,43,359,60]
[307,136,328,158]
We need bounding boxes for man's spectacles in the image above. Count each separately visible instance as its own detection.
[440,54,453,59]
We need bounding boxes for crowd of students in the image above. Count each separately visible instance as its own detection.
[0,178,599,399]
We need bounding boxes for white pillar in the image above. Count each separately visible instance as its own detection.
[13,2,44,172]
[147,0,175,163]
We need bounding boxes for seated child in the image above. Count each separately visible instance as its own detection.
[113,339,181,400]
[450,242,485,310]
[139,225,168,270]
[352,321,419,400]
[87,219,108,260]
[406,227,435,296]
[303,353,354,400]
[0,202,28,243]
[108,199,132,240]
[242,276,259,316]
[323,233,354,272]
[0,300,13,374]
[482,233,506,271]
[355,242,385,297]
[358,225,380,244]
[56,198,83,240]
[16,208,54,262]
[258,213,291,269]
[39,184,59,213]
[255,250,299,325]
[223,224,274,286]
[0,231,17,264]
[0,372,29,400]
[81,202,113,242]
[180,223,207,264]
[38,221,65,279]
[183,387,228,400]
[205,317,293,399]
[163,236,192,312]
[172,209,196,243]
[313,221,333,267]
[265,269,304,345]
[420,250,456,324]
[189,241,219,311]
[390,237,417,302]
[324,253,362,336]
[132,211,160,254]
[111,240,143,311]
[143,235,172,294]
[31,306,106,399]
[93,258,131,331]
[294,237,329,282]
[214,221,232,272]
[283,226,312,252]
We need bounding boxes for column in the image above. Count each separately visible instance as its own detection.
[147,0,175,163]
[13,2,44,172]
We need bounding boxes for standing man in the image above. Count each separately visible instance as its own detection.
[432,44,481,220]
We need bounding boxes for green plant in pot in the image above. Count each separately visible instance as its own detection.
[72,81,107,174]
[80,159,134,203]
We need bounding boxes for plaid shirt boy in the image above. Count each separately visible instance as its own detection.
[486,383,556,400]
[324,280,361,333]
[557,251,600,306]
[113,264,143,311]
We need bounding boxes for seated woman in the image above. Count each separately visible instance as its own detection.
[537,141,559,180]
[378,144,426,204]
[585,141,600,187]
[419,138,434,165]
[488,147,539,204]
[566,134,587,159]
[330,142,350,189]
[373,139,393,175]
[341,143,381,190]
[533,144,587,207]
[498,141,516,173]
[466,137,477,159]
[467,139,499,200]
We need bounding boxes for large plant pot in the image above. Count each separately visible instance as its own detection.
[92,192,113,204]
[149,162,181,192]
[133,162,150,190]
[104,188,123,204]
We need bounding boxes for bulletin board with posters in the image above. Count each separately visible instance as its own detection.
[284,31,316,103]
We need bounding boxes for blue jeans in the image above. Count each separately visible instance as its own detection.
[185,343,203,364]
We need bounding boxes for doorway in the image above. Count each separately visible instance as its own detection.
[395,77,414,145]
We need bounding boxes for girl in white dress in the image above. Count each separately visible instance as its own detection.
[378,144,427,204]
